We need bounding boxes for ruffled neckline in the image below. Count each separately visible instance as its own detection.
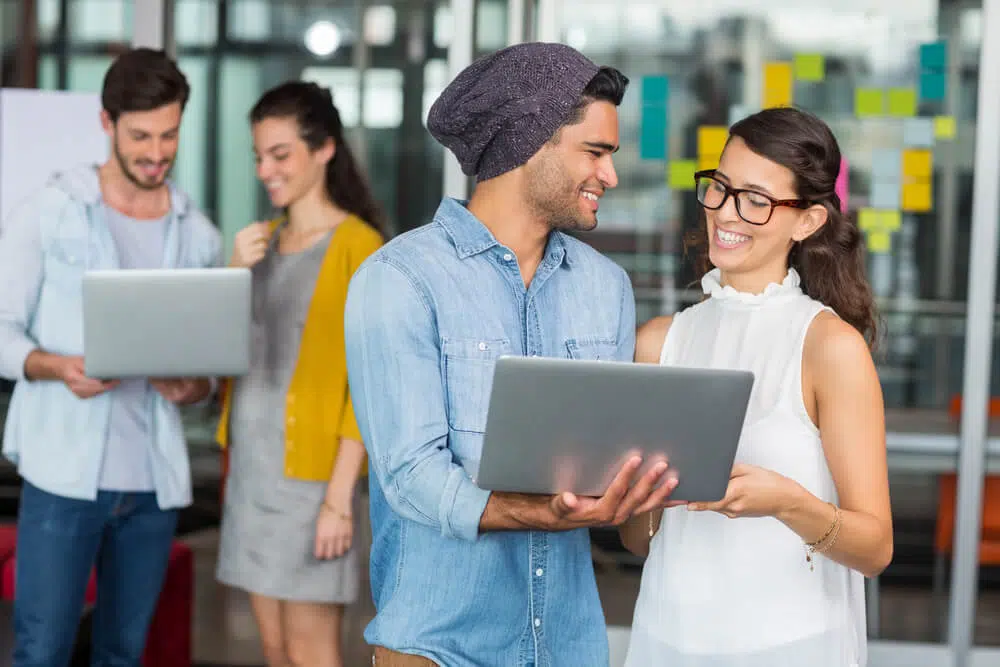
[701,267,803,305]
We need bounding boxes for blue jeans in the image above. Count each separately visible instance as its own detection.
[13,481,178,667]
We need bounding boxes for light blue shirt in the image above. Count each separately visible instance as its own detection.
[99,206,168,492]
[344,198,636,667]
[0,164,221,509]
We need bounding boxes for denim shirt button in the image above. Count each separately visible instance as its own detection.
[502,253,513,261]
[535,568,543,576]
[534,618,541,628]
[478,341,488,351]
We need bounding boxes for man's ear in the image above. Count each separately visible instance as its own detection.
[100,110,114,136]
[792,204,828,242]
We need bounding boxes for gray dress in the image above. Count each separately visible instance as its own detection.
[216,229,360,604]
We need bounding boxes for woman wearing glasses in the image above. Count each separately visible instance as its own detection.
[621,107,892,666]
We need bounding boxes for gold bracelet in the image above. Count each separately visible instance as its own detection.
[804,503,842,571]
[805,502,839,548]
[321,501,351,521]
[814,511,843,554]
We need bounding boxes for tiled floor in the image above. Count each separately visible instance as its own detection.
[181,509,1000,667]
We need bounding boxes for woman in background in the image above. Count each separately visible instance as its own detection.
[215,80,384,667]
[621,107,892,666]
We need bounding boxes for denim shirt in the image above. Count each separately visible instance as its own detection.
[0,165,222,509]
[344,198,636,667]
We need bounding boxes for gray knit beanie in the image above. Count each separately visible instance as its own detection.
[427,42,600,182]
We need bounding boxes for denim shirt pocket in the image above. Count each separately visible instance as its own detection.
[442,337,512,434]
[565,336,619,361]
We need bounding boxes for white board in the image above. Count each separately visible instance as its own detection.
[0,88,107,230]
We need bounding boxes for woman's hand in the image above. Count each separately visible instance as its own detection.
[314,502,353,560]
[687,463,801,519]
[230,222,270,269]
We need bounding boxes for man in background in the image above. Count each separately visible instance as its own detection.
[0,48,220,666]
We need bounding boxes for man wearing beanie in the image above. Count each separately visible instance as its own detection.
[345,42,677,666]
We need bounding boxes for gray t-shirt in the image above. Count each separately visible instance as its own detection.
[97,205,168,492]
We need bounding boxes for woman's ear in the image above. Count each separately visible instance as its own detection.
[792,203,829,243]
[319,137,336,165]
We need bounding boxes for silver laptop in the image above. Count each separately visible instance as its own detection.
[82,267,251,379]
[476,356,755,503]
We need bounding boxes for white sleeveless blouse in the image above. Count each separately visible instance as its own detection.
[625,268,867,667]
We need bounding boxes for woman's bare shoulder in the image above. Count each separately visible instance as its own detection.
[636,315,673,364]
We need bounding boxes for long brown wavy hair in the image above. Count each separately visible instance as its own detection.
[684,107,879,347]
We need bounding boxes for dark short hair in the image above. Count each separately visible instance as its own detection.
[563,66,630,127]
[101,48,190,122]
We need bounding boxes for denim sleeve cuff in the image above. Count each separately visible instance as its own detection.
[440,466,491,542]
[0,337,36,381]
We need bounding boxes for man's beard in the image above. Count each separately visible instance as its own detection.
[524,157,597,233]
[114,139,171,191]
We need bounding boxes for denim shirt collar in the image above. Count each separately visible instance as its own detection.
[435,197,572,268]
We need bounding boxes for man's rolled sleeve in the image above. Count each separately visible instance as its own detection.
[0,197,45,381]
[345,257,490,541]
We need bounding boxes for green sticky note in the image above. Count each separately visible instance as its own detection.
[855,88,885,117]
[888,88,917,117]
[859,208,901,233]
[866,230,891,254]
[794,54,825,82]
[880,209,902,232]
[934,115,956,139]
[668,160,697,191]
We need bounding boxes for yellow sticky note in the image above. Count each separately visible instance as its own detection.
[698,154,720,171]
[902,183,933,212]
[794,54,825,82]
[697,126,729,158]
[855,88,885,117]
[763,62,793,108]
[934,115,956,139]
[667,160,698,190]
[902,149,933,178]
[888,88,917,117]
[866,231,892,253]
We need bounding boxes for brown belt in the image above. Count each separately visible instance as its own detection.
[372,646,439,666]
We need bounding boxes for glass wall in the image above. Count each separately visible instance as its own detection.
[172,0,454,259]
[540,0,1000,660]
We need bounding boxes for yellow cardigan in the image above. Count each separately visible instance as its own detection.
[215,215,383,481]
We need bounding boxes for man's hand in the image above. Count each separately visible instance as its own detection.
[480,455,679,533]
[56,355,119,399]
[150,377,211,404]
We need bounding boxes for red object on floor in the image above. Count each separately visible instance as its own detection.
[0,525,193,667]
[141,541,194,667]
[0,523,16,564]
